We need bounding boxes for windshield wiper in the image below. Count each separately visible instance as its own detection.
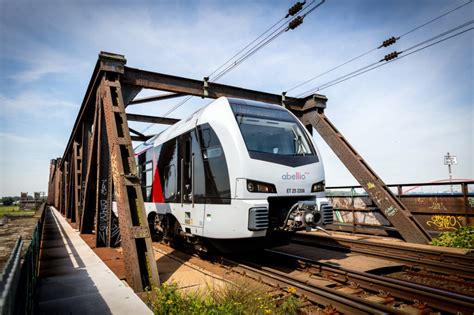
[291,126,306,156]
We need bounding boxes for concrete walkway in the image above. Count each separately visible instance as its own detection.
[37,207,152,315]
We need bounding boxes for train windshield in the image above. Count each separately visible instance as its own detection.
[231,101,318,166]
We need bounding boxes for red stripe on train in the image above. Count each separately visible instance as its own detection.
[152,167,164,203]
[152,151,164,203]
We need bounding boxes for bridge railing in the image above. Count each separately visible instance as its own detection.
[326,181,474,237]
[0,203,46,315]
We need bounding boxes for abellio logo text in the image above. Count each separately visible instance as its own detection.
[282,172,308,180]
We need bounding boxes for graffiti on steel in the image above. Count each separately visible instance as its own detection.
[367,182,375,189]
[426,214,462,230]
[385,206,398,217]
[329,197,372,209]
[110,150,121,199]
[415,196,448,211]
[98,179,108,244]
[111,214,121,247]
[468,197,474,208]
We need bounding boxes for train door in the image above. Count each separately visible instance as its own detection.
[178,130,205,235]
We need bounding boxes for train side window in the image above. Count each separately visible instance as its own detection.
[200,129,211,148]
[164,164,176,199]
[143,161,153,201]
[159,138,178,202]
[197,124,231,204]
[185,138,191,163]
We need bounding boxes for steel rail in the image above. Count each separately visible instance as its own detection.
[291,233,474,279]
[264,248,474,314]
[222,256,405,314]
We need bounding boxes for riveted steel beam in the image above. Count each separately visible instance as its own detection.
[128,92,185,105]
[126,113,180,125]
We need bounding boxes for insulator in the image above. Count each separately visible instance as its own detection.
[287,16,304,31]
[382,51,400,62]
[286,1,306,18]
[380,36,399,48]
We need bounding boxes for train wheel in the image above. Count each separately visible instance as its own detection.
[162,214,184,248]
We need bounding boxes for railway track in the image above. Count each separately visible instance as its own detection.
[255,248,474,314]
[291,232,474,279]
[224,256,403,314]
[153,241,474,314]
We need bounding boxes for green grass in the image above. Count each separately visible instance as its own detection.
[0,205,35,218]
[147,280,301,315]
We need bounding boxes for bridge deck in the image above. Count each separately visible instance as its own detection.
[37,207,152,314]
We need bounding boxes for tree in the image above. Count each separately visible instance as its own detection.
[2,197,14,206]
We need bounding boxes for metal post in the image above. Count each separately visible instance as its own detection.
[444,152,457,195]
[99,63,160,291]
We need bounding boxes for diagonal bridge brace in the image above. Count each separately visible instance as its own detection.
[297,101,431,244]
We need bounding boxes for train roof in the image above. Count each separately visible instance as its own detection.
[134,97,287,154]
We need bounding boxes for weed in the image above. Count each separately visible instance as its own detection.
[430,226,474,249]
[146,280,301,315]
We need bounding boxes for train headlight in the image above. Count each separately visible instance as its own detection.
[311,180,325,192]
[247,182,255,192]
[247,179,277,193]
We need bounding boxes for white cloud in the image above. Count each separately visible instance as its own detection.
[0,132,31,143]
[0,90,76,117]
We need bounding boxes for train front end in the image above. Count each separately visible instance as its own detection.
[138,96,333,252]
[222,99,333,235]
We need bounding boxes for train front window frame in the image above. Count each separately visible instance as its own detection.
[230,101,319,167]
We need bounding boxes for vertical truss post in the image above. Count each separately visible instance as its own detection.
[98,67,160,291]
[300,103,431,244]
[80,101,100,234]
[79,122,91,232]
[59,165,64,213]
[55,160,62,209]
[47,160,56,205]
[62,161,69,215]
[95,102,113,247]
[67,156,74,220]
[72,141,82,224]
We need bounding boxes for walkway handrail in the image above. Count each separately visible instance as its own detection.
[0,237,23,315]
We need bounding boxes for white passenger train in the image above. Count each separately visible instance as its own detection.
[134,97,332,250]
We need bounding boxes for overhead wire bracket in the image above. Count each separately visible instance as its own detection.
[203,76,209,98]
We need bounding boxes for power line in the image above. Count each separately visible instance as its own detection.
[285,0,473,94]
[150,0,325,125]
[211,0,325,81]
[208,1,312,79]
[316,27,473,92]
[207,18,288,79]
[297,23,473,95]
[400,0,472,37]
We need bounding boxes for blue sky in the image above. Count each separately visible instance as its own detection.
[0,0,472,196]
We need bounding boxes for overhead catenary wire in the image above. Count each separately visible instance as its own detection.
[285,0,473,94]
[296,22,473,96]
[138,1,316,135]
[208,1,312,79]
[142,0,325,130]
[314,27,473,92]
[210,0,325,82]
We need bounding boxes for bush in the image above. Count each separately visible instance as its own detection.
[430,226,474,249]
[147,281,300,315]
